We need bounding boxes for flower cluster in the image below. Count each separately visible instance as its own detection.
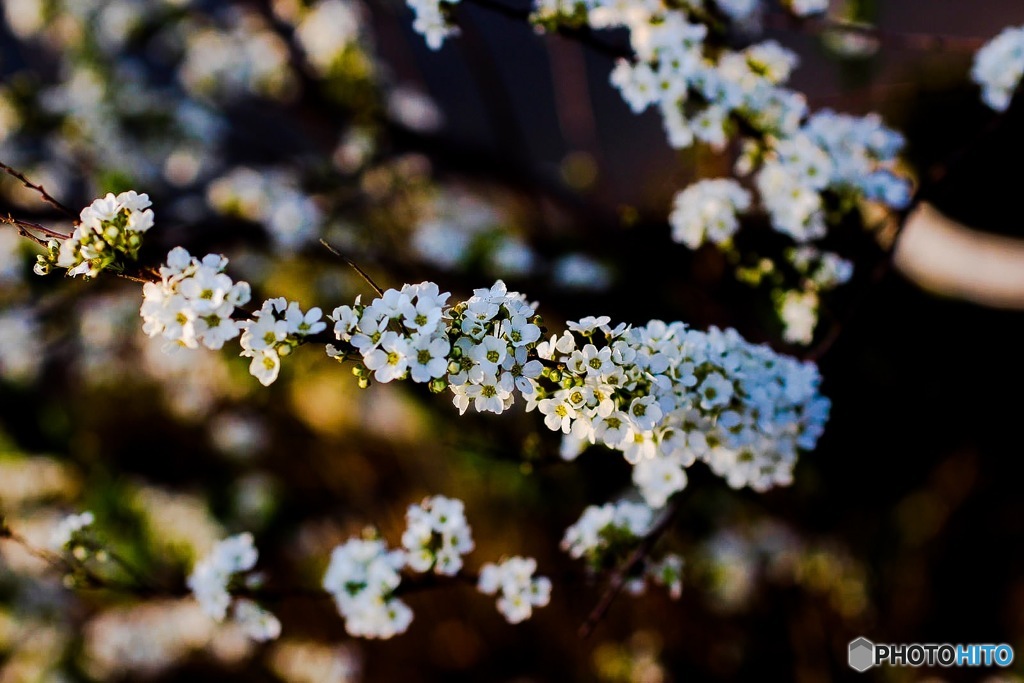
[771,247,854,344]
[323,496,548,637]
[187,533,281,641]
[322,537,413,639]
[334,279,830,504]
[561,500,683,598]
[239,298,326,386]
[330,282,451,387]
[141,248,252,351]
[402,495,475,575]
[331,281,544,417]
[669,179,751,249]
[645,553,684,599]
[406,0,460,50]
[561,500,652,562]
[400,0,912,344]
[972,25,1024,111]
[477,556,552,624]
[753,110,908,242]
[532,316,829,507]
[140,254,828,506]
[447,282,544,415]
[35,191,154,278]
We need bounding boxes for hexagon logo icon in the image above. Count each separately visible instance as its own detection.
[849,637,875,672]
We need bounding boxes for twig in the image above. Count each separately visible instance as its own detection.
[319,239,385,296]
[1,216,51,247]
[0,160,79,220]
[578,497,681,638]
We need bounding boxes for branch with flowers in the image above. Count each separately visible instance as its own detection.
[4,171,814,642]
[2,1,1023,677]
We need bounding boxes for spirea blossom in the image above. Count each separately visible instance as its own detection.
[239,298,326,386]
[406,0,460,50]
[669,179,751,249]
[477,556,552,624]
[35,191,154,278]
[187,532,280,640]
[402,495,475,576]
[561,500,653,561]
[972,25,1024,111]
[533,317,830,507]
[322,538,413,639]
[326,278,829,506]
[140,248,252,351]
[331,280,543,417]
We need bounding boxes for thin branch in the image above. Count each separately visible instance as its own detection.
[578,497,681,638]
[319,239,385,296]
[1,216,51,247]
[0,160,79,219]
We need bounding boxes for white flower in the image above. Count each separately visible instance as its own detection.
[409,334,451,383]
[188,533,266,629]
[778,290,819,345]
[233,599,282,641]
[477,556,551,624]
[632,456,688,508]
[141,248,250,351]
[40,191,156,278]
[323,537,412,639]
[669,178,751,249]
[561,501,653,560]
[363,330,412,383]
[401,495,474,576]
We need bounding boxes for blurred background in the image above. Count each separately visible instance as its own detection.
[2,0,1024,681]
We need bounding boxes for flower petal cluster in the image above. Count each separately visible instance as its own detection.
[561,500,684,598]
[324,496,549,636]
[669,179,751,249]
[402,495,475,575]
[36,191,154,278]
[331,281,451,386]
[533,318,829,507]
[406,0,460,50]
[446,282,543,415]
[140,248,251,350]
[561,500,653,561]
[187,532,280,640]
[322,537,413,639]
[331,280,543,417]
[239,298,326,386]
[477,556,552,624]
[972,25,1024,111]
